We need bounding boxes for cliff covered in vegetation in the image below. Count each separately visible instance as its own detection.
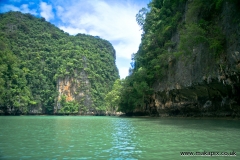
[0,11,119,115]
[118,0,240,117]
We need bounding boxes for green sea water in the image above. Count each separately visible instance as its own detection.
[0,116,239,159]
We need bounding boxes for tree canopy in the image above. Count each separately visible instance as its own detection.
[0,11,119,114]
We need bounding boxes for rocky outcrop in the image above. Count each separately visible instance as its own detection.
[153,77,240,117]
[55,68,93,114]
[146,1,240,117]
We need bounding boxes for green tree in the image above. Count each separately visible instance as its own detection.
[136,7,148,29]
[105,79,123,113]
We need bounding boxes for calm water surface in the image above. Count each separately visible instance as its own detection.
[0,116,239,159]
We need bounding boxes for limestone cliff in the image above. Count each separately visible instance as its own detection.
[151,1,240,117]
[55,70,92,114]
[127,0,240,117]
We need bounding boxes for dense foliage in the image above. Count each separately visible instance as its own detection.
[104,79,123,113]
[0,11,119,114]
[116,0,240,113]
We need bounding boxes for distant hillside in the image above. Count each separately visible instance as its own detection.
[0,11,119,115]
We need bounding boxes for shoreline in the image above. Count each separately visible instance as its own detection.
[0,114,239,120]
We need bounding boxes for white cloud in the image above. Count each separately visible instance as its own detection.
[116,57,132,79]
[0,4,37,15]
[56,5,64,16]
[40,2,54,21]
[114,40,140,59]
[118,67,130,80]
[0,4,20,12]
[59,26,87,35]
[53,0,145,78]
[20,4,37,15]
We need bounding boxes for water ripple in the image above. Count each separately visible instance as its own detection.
[0,116,239,159]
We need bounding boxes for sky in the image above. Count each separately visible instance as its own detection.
[0,0,151,79]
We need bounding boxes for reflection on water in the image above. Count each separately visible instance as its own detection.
[109,119,141,159]
[0,116,239,159]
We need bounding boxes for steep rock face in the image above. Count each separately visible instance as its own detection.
[153,78,240,117]
[153,2,240,116]
[55,71,92,114]
[148,1,240,117]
